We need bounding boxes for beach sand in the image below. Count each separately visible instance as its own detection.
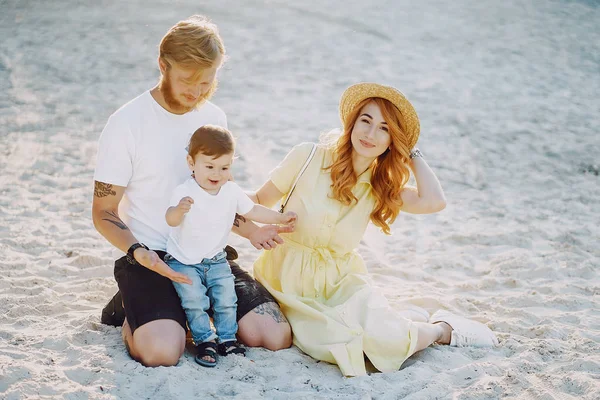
[1,0,599,398]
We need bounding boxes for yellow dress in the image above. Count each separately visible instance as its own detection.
[253,143,419,377]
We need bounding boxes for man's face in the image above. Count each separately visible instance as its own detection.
[160,56,222,114]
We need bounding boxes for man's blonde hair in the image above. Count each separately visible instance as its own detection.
[159,15,226,74]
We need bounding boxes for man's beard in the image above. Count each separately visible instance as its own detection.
[159,72,218,114]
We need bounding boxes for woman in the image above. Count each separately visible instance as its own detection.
[250,83,498,377]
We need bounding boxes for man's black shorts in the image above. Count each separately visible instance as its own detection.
[113,246,277,333]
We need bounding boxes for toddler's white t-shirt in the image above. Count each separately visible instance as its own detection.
[93,91,227,252]
[166,179,255,265]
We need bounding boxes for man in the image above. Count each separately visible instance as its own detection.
[92,15,292,367]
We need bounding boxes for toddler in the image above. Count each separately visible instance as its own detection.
[165,124,296,367]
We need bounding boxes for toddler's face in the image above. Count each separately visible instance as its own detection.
[188,152,233,194]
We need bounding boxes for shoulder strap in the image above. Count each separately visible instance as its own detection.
[279,144,317,213]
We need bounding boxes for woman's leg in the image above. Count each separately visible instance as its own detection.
[409,312,499,357]
[409,321,452,356]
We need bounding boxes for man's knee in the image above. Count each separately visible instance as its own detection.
[129,320,186,367]
[238,313,292,351]
[137,345,182,367]
[262,322,292,351]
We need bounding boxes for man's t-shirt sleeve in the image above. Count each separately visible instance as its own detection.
[93,115,135,187]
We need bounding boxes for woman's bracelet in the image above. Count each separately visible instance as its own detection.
[409,148,423,159]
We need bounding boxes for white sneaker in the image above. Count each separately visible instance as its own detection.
[430,310,499,347]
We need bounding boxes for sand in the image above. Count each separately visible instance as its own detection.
[1,0,599,398]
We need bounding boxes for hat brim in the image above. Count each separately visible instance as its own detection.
[339,83,420,150]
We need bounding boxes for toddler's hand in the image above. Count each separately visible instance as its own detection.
[177,196,194,213]
[281,211,298,228]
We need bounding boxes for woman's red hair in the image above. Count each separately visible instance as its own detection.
[325,97,412,234]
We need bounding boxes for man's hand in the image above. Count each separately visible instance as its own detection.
[134,248,192,284]
[248,224,294,250]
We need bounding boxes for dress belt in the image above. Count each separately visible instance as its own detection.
[284,238,352,299]
[285,238,341,265]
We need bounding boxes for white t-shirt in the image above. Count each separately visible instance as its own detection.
[166,179,255,264]
[94,91,228,252]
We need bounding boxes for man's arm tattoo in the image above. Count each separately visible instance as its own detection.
[233,213,246,228]
[252,302,288,323]
[102,210,128,230]
[94,181,116,198]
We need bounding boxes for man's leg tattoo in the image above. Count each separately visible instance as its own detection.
[253,302,288,323]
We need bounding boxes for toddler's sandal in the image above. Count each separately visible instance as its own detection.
[195,341,218,367]
[218,340,246,357]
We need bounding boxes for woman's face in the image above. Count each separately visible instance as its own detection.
[350,101,392,159]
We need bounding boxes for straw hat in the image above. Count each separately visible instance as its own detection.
[339,82,420,150]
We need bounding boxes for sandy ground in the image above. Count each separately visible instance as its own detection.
[1,0,599,398]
